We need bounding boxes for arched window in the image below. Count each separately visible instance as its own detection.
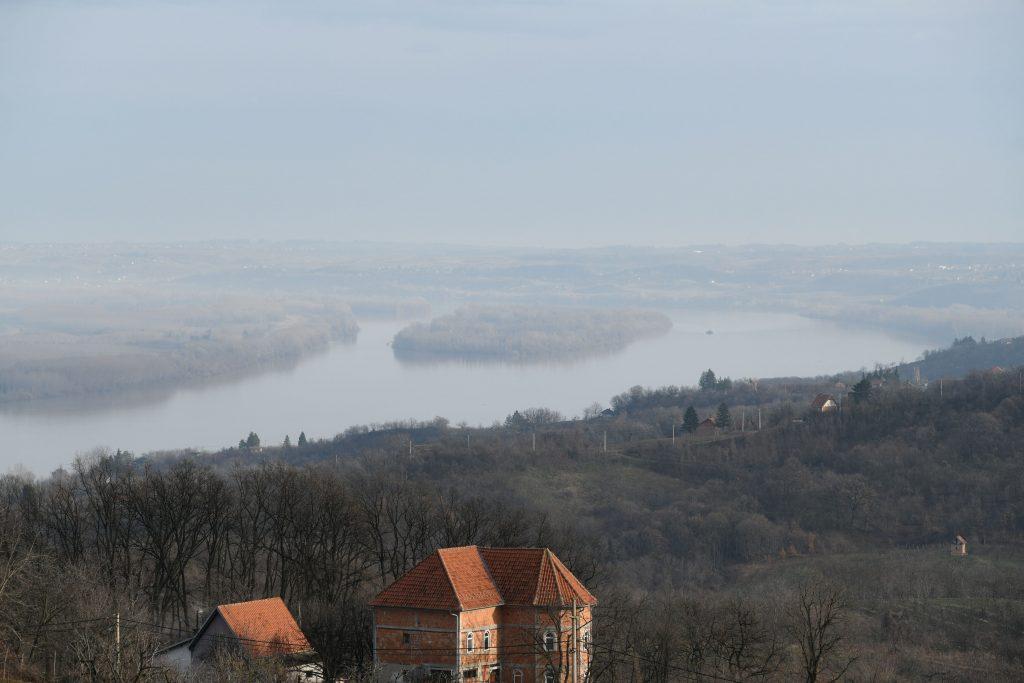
[544,668,557,683]
[582,628,591,652]
[467,632,474,652]
[483,630,491,649]
[544,630,557,652]
[512,670,524,683]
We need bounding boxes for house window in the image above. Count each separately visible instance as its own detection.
[544,630,557,652]
[403,632,411,645]
[512,670,524,683]
[463,668,478,679]
[582,628,591,652]
[544,668,557,683]
[483,630,491,649]
[467,632,474,652]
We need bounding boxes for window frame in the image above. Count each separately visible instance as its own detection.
[483,629,491,649]
[543,629,557,652]
[466,631,474,653]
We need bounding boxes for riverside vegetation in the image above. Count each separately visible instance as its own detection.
[392,306,672,362]
[1,362,1022,680]
[0,293,359,403]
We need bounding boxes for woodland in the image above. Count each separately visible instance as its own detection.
[1,365,1022,680]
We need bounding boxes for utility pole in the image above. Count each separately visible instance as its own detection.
[671,423,675,445]
[603,431,607,453]
[115,612,121,675]
[741,408,745,431]
[572,598,579,683]
[532,432,536,452]
[940,379,943,397]
[757,409,762,430]
[408,439,412,456]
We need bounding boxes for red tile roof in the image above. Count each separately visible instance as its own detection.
[439,546,504,609]
[371,546,596,611]
[206,597,312,657]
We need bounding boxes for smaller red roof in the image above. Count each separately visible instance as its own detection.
[201,597,311,657]
[811,393,836,410]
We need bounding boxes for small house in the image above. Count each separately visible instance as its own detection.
[156,597,321,680]
[811,394,838,413]
[951,535,968,557]
[694,417,718,436]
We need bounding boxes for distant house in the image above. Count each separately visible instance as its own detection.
[600,408,615,417]
[371,545,597,683]
[951,535,968,557]
[811,393,839,413]
[156,597,321,680]
[694,417,718,437]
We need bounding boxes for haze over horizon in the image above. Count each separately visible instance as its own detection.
[2,0,1022,247]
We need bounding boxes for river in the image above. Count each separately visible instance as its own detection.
[0,312,933,475]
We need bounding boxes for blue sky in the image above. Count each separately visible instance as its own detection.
[1,0,1021,246]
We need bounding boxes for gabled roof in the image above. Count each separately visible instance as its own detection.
[371,546,596,611]
[811,393,836,410]
[481,547,597,607]
[193,597,312,657]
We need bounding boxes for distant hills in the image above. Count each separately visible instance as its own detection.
[898,335,1024,382]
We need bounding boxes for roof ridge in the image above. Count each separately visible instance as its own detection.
[219,596,280,610]
[544,548,570,605]
[474,546,505,604]
[435,547,465,611]
[533,548,552,605]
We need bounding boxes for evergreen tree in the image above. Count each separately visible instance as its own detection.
[683,406,700,433]
[298,431,307,446]
[283,434,291,448]
[716,402,732,429]
[699,369,717,391]
[246,431,260,448]
[851,376,872,404]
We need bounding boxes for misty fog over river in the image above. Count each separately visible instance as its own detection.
[0,312,933,475]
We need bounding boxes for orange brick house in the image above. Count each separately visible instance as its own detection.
[370,546,597,683]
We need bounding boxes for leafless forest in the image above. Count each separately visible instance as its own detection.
[1,366,1022,680]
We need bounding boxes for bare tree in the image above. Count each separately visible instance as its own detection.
[786,582,855,683]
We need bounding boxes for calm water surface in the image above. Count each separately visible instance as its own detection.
[1,313,932,474]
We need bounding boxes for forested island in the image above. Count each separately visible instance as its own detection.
[392,306,672,362]
[0,293,359,403]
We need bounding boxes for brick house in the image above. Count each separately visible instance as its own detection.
[371,546,597,683]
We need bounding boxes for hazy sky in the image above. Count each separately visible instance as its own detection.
[1,0,1021,246]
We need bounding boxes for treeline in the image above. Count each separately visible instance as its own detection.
[2,368,1023,679]
[391,305,672,362]
[0,300,358,403]
[0,457,598,681]
[900,334,1024,381]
